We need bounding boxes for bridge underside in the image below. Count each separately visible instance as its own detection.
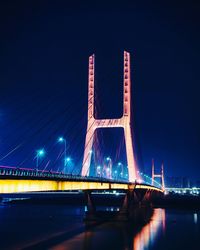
[0,177,163,221]
[0,178,162,194]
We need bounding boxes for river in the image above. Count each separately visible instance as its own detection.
[0,199,199,250]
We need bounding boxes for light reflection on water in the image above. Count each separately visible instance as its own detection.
[193,213,198,224]
[133,209,165,250]
[1,202,200,250]
[51,208,166,250]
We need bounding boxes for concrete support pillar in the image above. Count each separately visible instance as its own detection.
[84,191,96,214]
[84,191,96,221]
[118,189,135,220]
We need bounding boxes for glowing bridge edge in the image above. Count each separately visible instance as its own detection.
[0,179,163,194]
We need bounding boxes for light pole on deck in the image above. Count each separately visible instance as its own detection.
[58,137,67,172]
[36,149,45,170]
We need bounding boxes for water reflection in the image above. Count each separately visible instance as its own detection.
[193,213,198,224]
[51,208,166,250]
[133,209,165,250]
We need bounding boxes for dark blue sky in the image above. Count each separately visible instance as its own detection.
[0,1,200,179]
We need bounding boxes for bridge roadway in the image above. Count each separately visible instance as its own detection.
[0,165,163,194]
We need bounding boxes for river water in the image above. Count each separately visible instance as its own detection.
[0,202,199,250]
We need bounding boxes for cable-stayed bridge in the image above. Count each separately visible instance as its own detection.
[0,52,164,216]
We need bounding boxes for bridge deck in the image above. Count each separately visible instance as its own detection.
[0,178,163,194]
[0,166,163,194]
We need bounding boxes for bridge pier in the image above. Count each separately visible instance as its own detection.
[118,189,159,220]
[118,190,134,220]
[84,191,96,221]
[83,188,163,222]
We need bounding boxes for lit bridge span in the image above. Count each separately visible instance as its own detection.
[0,166,162,194]
[0,166,163,219]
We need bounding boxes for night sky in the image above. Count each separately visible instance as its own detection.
[0,1,200,180]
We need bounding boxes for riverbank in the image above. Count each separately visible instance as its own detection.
[154,193,200,209]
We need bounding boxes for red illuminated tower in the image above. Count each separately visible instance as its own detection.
[81,51,138,182]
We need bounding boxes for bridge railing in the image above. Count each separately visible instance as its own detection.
[0,165,162,189]
[0,165,131,184]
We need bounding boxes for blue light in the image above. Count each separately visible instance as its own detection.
[106,157,111,161]
[37,149,45,157]
[58,137,64,142]
[66,157,71,162]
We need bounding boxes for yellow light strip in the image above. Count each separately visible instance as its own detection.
[135,184,164,193]
[0,179,163,194]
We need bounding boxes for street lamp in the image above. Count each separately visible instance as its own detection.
[63,157,72,174]
[114,170,118,179]
[106,157,112,179]
[97,165,101,177]
[65,157,71,162]
[58,136,67,170]
[117,162,123,179]
[36,149,45,170]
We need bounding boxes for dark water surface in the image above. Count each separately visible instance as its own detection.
[0,202,200,250]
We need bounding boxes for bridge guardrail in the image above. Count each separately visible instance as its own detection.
[0,165,162,190]
[0,165,130,184]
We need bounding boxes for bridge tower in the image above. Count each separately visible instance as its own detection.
[81,51,138,182]
[152,159,165,190]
